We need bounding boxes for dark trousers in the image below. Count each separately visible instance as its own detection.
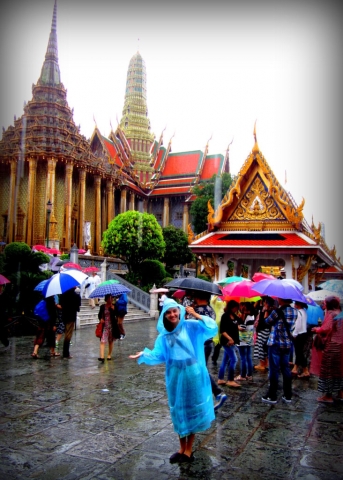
[267,345,292,400]
[63,322,74,358]
[294,333,308,368]
[212,343,222,363]
[205,340,221,397]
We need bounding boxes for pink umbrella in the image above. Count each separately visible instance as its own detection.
[62,262,82,270]
[78,249,87,254]
[172,289,186,299]
[221,280,260,300]
[83,266,99,273]
[33,245,48,252]
[47,248,61,255]
[0,274,11,285]
[252,272,276,282]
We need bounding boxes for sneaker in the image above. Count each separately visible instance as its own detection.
[214,393,227,411]
[119,335,125,340]
[282,396,292,404]
[262,396,277,404]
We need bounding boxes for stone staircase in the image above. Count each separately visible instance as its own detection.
[76,298,152,328]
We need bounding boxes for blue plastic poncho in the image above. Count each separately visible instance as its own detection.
[137,298,218,438]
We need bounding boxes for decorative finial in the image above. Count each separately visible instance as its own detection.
[252,120,259,153]
[93,114,97,127]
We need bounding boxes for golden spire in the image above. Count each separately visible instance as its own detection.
[252,120,259,153]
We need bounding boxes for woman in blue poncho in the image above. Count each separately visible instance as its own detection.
[129,297,217,463]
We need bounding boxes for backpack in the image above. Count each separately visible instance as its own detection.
[34,299,50,322]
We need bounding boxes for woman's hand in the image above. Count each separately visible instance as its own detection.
[185,306,201,319]
[129,351,143,359]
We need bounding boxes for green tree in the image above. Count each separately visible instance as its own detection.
[162,225,194,271]
[190,173,234,234]
[137,259,167,291]
[2,242,51,318]
[102,211,166,274]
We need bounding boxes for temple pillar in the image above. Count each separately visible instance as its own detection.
[46,157,57,207]
[106,180,114,226]
[120,189,127,213]
[7,161,17,243]
[101,187,106,232]
[129,192,135,210]
[78,169,86,249]
[26,158,37,246]
[94,175,101,254]
[163,197,170,227]
[64,163,73,250]
[143,199,148,213]
[182,203,189,233]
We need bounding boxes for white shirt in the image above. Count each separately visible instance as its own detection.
[293,308,308,337]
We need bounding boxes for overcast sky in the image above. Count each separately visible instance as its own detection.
[1,0,342,261]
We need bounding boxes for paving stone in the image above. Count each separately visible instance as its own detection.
[0,321,342,479]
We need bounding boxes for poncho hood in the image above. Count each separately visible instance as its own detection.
[157,298,186,335]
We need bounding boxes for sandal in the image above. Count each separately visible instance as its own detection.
[317,396,334,403]
[51,352,61,357]
[31,353,39,359]
[226,381,241,388]
[297,372,310,378]
[234,375,247,381]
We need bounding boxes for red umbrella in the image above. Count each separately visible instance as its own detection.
[252,272,276,282]
[62,262,82,270]
[33,245,48,252]
[47,248,61,255]
[83,266,99,273]
[172,289,186,299]
[0,274,11,285]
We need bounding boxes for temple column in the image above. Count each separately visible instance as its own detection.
[94,176,101,254]
[46,157,57,207]
[101,187,106,233]
[7,161,17,243]
[143,199,148,213]
[120,189,127,213]
[163,197,169,227]
[129,192,135,210]
[78,169,86,249]
[106,180,114,225]
[182,203,189,233]
[64,163,73,250]
[26,158,37,246]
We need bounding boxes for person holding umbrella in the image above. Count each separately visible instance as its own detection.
[261,297,298,404]
[59,287,81,359]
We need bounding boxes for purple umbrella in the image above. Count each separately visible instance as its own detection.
[253,279,309,303]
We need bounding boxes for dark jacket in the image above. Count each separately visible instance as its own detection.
[220,312,240,345]
[59,288,81,323]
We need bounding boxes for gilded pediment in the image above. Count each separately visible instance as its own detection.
[230,175,285,221]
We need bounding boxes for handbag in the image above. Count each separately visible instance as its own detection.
[95,322,103,338]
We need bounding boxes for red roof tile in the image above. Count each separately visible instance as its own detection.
[162,152,201,176]
[194,232,314,247]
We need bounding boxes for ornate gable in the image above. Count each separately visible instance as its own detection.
[207,134,306,233]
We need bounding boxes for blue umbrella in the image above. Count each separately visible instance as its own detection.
[252,279,309,303]
[89,283,131,298]
[42,270,88,298]
[34,279,50,292]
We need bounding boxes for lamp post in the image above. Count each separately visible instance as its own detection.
[46,199,52,248]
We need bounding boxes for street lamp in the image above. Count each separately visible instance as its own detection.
[46,199,52,248]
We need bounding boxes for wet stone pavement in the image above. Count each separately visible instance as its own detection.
[0,319,343,480]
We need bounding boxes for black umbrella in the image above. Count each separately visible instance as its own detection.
[164,277,222,295]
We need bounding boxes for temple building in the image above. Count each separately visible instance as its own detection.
[188,128,343,290]
[0,1,341,289]
[0,1,227,253]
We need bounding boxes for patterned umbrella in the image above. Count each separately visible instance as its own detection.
[307,289,343,302]
[89,283,131,298]
[318,279,343,296]
[42,270,88,297]
[0,274,11,285]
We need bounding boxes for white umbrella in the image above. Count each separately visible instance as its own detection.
[42,270,88,297]
[307,289,343,302]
